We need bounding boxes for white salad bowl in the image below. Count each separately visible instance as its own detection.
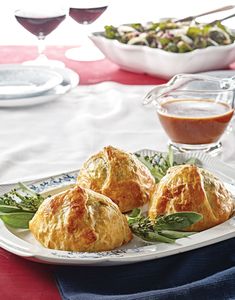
[90,32,235,79]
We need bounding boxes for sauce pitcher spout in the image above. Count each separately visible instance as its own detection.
[143,84,167,106]
[143,74,186,106]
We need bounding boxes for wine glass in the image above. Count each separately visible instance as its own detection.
[65,0,108,61]
[14,5,67,67]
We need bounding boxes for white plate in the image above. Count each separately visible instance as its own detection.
[0,65,63,99]
[0,66,79,107]
[0,150,234,266]
[90,32,235,79]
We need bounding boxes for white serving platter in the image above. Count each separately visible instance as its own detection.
[0,150,234,266]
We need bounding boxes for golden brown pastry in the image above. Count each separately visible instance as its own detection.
[149,164,234,231]
[77,146,156,212]
[29,185,132,252]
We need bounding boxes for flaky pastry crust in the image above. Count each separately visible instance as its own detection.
[29,185,132,252]
[149,165,234,231]
[77,146,156,212]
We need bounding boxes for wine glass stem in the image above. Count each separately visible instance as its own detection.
[37,36,46,58]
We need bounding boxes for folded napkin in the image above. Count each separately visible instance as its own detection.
[55,238,235,300]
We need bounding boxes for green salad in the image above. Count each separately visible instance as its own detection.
[104,20,235,53]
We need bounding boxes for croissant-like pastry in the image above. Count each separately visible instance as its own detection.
[77,146,156,212]
[149,165,234,231]
[29,185,132,252]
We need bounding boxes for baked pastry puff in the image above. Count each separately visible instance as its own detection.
[29,185,132,252]
[149,165,234,231]
[77,146,156,213]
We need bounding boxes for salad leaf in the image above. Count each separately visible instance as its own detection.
[216,21,235,42]
[159,37,171,47]
[193,36,208,49]
[158,21,179,31]
[209,30,229,45]
[187,26,203,39]
[147,22,160,31]
[164,42,178,52]
[177,41,192,53]
[104,25,119,39]
[130,23,144,32]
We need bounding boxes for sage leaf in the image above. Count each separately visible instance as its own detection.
[160,230,195,239]
[146,232,175,244]
[155,212,203,231]
[0,205,21,213]
[0,212,35,229]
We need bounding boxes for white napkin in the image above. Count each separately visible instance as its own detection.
[0,82,234,184]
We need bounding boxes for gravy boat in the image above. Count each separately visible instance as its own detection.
[143,74,235,154]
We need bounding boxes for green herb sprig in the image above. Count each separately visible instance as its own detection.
[128,208,202,244]
[0,183,44,229]
[135,147,197,183]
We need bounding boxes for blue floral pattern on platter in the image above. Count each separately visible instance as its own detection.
[49,245,151,260]
[29,173,77,193]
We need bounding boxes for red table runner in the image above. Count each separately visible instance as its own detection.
[0,45,234,300]
[0,45,167,85]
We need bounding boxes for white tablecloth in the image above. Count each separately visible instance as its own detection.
[0,82,234,184]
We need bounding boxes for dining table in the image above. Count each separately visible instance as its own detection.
[0,45,235,300]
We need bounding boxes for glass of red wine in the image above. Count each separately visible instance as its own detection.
[65,0,108,61]
[15,5,67,67]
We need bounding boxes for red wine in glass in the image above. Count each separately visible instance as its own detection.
[15,14,66,37]
[15,9,67,66]
[69,6,107,24]
[65,3,108,61]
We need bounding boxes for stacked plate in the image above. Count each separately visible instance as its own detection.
[0,65,79,107]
